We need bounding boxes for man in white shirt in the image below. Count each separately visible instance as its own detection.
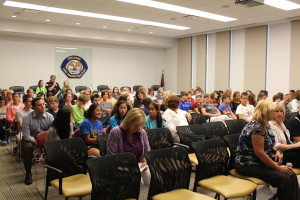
[280,94,293,114]
[236,92,254,123]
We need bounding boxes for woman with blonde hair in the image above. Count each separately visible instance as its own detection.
[236,100,300,200]
[61,80,73,95]
[291,90,300,112]
[160,90,175,112]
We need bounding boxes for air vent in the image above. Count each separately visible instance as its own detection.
[235,0,264,7]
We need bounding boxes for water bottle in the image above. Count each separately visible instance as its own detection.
[286,162,293,168]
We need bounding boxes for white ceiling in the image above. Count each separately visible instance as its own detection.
[0,0,300,38]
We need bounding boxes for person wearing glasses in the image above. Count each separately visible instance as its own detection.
[22,97,54,185]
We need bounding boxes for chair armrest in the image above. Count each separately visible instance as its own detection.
[44,165,63,194]
[173,143,189,149]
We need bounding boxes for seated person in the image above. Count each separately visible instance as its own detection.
[179,91,192,112]
[201,94,231,122]
[291,90,300,112]
[162,95,191,143]
[147,88,156,100]
[141,97,152,115]
[72,94,88,128]
[218,94,237,119]
[155,87,164,104]
[26,89,34,99]
[236,92,255,123]
[6,92,24,126]
[0,97,7,143]
[286,104,300,142]
[108,108,151,186]
[133,89,146,108]
[230,91,241,114]
[281,94,293,114]
[269,103,300,167]
[80,104,103,156]
[36,80,47,95]
[109,100,128,129]
[100,90,113,114]
[45,106,74,142]
[47,96,59,118]
[187,91,194,103]
[83,89,92,108]
[273,94,282,103]
[191,94,203,114]
[236,100,300,200]
[144,101,165,129]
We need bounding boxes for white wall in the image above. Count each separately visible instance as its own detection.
[0,36,175,91]
[164,46,178,92]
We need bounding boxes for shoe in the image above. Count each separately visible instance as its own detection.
[24,172,32,185]
[3,140,11,144]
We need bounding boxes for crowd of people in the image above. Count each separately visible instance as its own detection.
[1,74,300,200]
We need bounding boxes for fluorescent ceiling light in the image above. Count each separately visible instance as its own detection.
[264,0,300,10]
[3,1,190,30]
[117,0,237,22]
[56,47,78,50]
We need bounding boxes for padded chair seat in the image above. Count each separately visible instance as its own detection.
[152,189,215,200]
[197,175,257,199]
[292,168,300,175]
[50,174,92,197]
[188,153,198,165]
[229,169,267,185]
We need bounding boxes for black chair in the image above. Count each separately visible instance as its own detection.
[43,138,91,200]
[176,124,207,149]
[132,85,143,91]
[189,113,207,125]
[96,134,109,156]
[145,147,214,200]
[151,85,161,91]
[87,153,141,200]
[9,86,25,95]
[29,85,38,93]
[120,86,131,92]
[224,119,247,135]
[145,128,173,150]
[202,121,227,140]
[191,139,257,200]
[284,112,297,125]
[97,85,109,92]
[75,86,87,93]
[0,88,2,95]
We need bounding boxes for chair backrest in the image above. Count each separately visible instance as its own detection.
[97,85,109,92]
[151,85,161,91]
[132,85,143,91]
[75,86,87,93]
[189,113,207,125]
[284,112,297,125]
[36,131,48,149]
[202,121,227,140]
[44,138,88,183]
[29,85,38,93]
[73,129,80,137]
[145,128,173,150]
[224,134,240,170]
[145,147,192,200]
[224,119,247,135]
[176,124,206,149]
[191,139,230,182]
[9,86,25,94]
[120,86,131,92]
[87,153,141,200]
[96,134,109,156]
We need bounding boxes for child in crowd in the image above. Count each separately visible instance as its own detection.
[210,91,220,107]
[72,94,88,128]
[218,94,237,119]
[134,89,146,108]
[201,94,230,122]
[80,104,103,156]
[36,80,47,95]
[47,96,59,118]
[281,94,292,114]
[191,94,203,113]
[0,97,7,143]
[109,100,128,129]
[230,91,241,114]
[144,102,165,129]
[141,97,152,115]
[91,94,109,132]
[100,90,113,114]
[155,87,164,103]
[147,88,156,100]
[6,90,14,105]
[112,87,120,100]
[179,91,192,112]
[236,92,254,123]
[187,91,195,103]
[26,89,34,99]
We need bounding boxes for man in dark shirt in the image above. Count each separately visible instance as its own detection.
[45,75,61,97]
[286,104,300,142]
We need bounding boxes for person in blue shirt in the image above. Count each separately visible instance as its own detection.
[218,94,237,119]
[109,100,128,129]
[179,91,192,112]
[144,102,166,129]
[80,103,103,156]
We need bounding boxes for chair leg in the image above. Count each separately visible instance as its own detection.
[252,190,257,200]
[65,197,68,200]
[193,184,197,192]
[44,185,49,200]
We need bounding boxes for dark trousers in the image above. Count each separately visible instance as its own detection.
[22,139,35,173]
[0,119,6,140]
[236,164,300,200]
[283,149,300,168]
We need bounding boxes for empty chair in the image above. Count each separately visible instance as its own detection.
[96,134,109,156]
[189,113,207,125]
[151,85,161,91]
[9,86,25,95]
[120,86,131,92]
[145,147,214,200]
[202,121,227,140]
[87,153,141,200]
[75,86,87,93]
[43,138,92,199]
[132,85,143,91]
[29,85,38,93]
[97,85,109,92]
[145,128,173,150]
[224,119,247,135]
[191,139,257,200]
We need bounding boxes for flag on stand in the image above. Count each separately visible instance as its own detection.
[160,69,165,87]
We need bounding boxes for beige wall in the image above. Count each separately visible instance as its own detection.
[244,25,267,95]
[290,20,300,90]
[177,37,192,91]
[196,35,207,92]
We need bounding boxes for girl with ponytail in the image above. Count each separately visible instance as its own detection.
[144,102,165,129]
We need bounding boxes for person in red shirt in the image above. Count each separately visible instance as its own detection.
[191,94,204,113]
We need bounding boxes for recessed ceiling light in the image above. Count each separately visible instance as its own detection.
[149,31,153,34]
[116,0,237,22]
[3,1,190,30]
[75,22,80,25]
[45,19,51,22]
[11,15,17,18]
[127,28,131,31]
[264,0,300,10]
[102,25,108,29]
